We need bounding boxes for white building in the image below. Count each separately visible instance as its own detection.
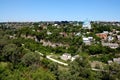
[71,55,79,61]
[83,37,93,45]
[108,36,114,42]
[117,35,120,40]
[102,43,119,49]
[47,31,52,35]
[82,20,91,29]
[103,31,109,34]
[60,53,71,61]
[75,32,81,36]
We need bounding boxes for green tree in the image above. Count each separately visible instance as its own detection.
[2,44,21,63]
[88,45,102,55]
[109,63,120,80]
[21,52,40,66]
[48,62,58,77]
[31,67,56,80]
[66,57,98,80]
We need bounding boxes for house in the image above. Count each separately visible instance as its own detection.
[113,58,120,64]
[108,58,120,64]
[108,36,114,42]
[27,35,35,40]
[83,37,91,45]
[112,29,116,33]
[116,31,120,34]
[71,55,79,61]
[91,61,103,69]
[82,21,91,29]
[117,35,120,41]
[109,32,113,35]
[47,31,52,35]
[60,53,71,61]
[83,37,93,45]
[108,60,113,64]
[103,31,109,34]
[102,43,119,49]
[96,33,108,40]
[59,32,67,37]
[75,32,81,36]
[88,37,93,41]
[53,24,58,26]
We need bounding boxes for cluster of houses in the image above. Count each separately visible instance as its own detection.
[0,22,34,29]
[81,21,120,49]
[3,21,120,67]
[10,20,120,51]
[40,39,69,48]
[96,30,120,49]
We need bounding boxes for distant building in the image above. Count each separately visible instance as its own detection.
[108,36,114,42]
[82,20,91,29]
[71,55,79,61]
[103,31,109,34]
[60,53,71,61]
[108,58,120,64]
[83,37,93,45]
[96,33,108,40]
[47,31,52,35]
[102,43,119,49]
[117,35,120,41]
[75,32,81,36]
[113,58,120,64]
[59,32,67,37]
[108,60,113,64]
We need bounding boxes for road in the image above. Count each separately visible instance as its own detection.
[92,68,107,72]
[46,55,68,66]
[35,51,68,66]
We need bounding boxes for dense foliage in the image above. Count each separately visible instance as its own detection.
[1,22,120,80]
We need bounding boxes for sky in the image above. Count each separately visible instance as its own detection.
[0,0,120,22]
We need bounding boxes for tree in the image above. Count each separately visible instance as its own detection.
[0,62,13,80]
[109,63,120,80]
[88,45,102,55]
[58,71,72,80]
[31,67,56,80]
[48,62,58,77]
[2,44,20,63]
[21,52,40,66]
[66,56,98,80]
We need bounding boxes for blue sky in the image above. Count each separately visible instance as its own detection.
[0,0,120,22]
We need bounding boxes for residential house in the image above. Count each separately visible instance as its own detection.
[83,37,91,45]
[59,32,67,37]
[108,60,113,64]
[75,32,81,36]
[102,43,119,49]
[117,35,120,41]
[71,55,79,61]
[108,36,114,42]
[116,31,120,34]
[53,24,58,26]
[103,31,109,34]
[108,58,120,64]
[83,37,93,45]
[60,53,71,61]
[47,31,52,35]
[113,58,120,64]
[96,33,108,40]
